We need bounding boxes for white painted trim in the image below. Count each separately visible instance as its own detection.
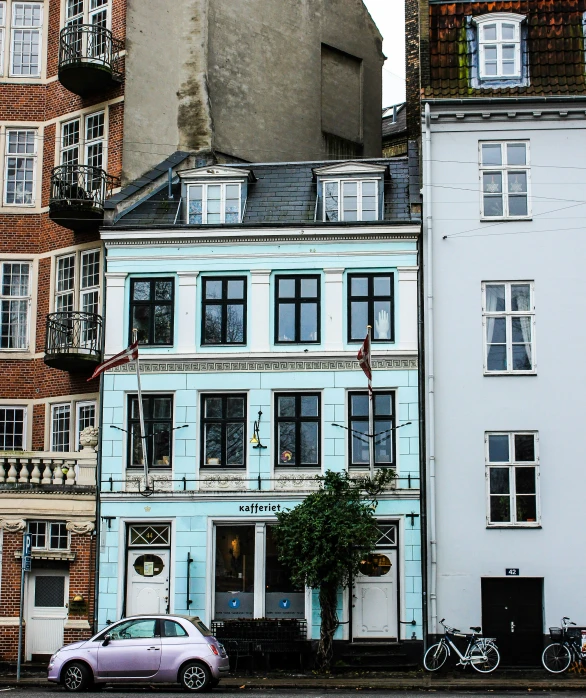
[179,166,253,180]
[313,162,386,176]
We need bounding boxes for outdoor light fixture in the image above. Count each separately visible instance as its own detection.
[73,594,84,602]
[250,410,267,449]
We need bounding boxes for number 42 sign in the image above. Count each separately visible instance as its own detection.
[506,568,520,576]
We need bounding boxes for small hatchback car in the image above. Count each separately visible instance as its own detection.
[47,615,229,692]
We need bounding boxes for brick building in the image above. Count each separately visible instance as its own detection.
[0,0,385,664]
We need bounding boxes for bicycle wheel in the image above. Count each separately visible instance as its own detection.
[542,643,571,673]
[423,641,448,671]
[470,641,500,673]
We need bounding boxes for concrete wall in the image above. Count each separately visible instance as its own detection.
[425,108,586,632]
[123,0,212,183]
[123,0,383,182]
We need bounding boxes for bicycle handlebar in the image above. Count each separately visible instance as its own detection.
[562,617,576,627]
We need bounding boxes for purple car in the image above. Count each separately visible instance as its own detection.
[47,614,229,692]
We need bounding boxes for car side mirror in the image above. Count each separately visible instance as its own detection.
[102,633,111,646]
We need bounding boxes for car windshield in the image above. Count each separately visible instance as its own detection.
[187,617,212,636]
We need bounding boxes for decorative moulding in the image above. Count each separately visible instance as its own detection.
[66,520,95,535]
[0,519,26,532]
[312,161,387,177]
[110,356,418,374]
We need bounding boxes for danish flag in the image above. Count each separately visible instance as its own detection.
[88,341,139,381]
[357,332,373,395]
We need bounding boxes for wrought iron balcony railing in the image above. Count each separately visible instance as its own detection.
[49,165,119,230]
[58,24,124,95]
[45,311,103,372]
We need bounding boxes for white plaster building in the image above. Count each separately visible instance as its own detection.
[420,0,586,666]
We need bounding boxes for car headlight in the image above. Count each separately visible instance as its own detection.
[48,651,60,666]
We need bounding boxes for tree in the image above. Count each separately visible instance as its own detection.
[272,469,394,672]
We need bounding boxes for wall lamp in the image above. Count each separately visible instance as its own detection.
[250,410,267,449]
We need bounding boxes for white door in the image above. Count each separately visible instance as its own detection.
[126,550,170,616]
[352,550,398,640]
[26,569,69,659]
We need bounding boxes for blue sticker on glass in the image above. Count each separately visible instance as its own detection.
[279,598,291,609]
[229,598,241,609]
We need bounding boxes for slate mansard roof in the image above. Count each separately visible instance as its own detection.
[426,0,586,98]
[107,156,419,229]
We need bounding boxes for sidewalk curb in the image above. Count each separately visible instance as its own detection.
[2,676,586,690]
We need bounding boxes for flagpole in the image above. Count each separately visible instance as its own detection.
[367,325,374,479]
[132,329,149,490]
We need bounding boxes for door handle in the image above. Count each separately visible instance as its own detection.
[510,621,515,633]
[147,647,160,651]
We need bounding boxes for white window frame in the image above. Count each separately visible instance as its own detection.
[186,182,242,225]
[75,399,96,450]
[4,128,37,207]
[485,431,540,528]
[65,0,110,28]
[479,141,531,219]
[0,2,6,75]
[482,281,535,375]
[60,111,105,169]
[9,1,43,78]
[322,179,380,222]
[50,399,98,452]
[475,14,524,80]
[28,520,70,550]
[50,402,71,452]
[54,248,101,314]
[0,261,31,350]
[0,404,26,451]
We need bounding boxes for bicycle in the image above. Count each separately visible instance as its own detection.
[423,618,500,673]
[542,617,585,673]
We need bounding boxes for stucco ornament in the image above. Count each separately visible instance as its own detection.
[66,521,95,535]
[0,519,26,532]
[79,426,99,452]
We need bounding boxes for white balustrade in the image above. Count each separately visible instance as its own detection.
[0,451,97,487]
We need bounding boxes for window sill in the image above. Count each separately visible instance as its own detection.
[480,216,532,222]
[486,524,541,529]
[200,466,246,470]
[484,370,536,376]
[274,466,320,470]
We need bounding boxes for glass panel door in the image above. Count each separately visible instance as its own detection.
[265,526,304,618]
[214,525,254,619]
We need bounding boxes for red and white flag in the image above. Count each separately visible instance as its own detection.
[357,332,372,394]
[88,341,139,382]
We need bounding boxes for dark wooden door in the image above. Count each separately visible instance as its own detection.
[481,578,543,666]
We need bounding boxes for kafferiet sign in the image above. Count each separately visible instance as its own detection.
[239,503,282,514]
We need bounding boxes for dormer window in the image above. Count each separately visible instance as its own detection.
[187,182,241,225]
[472,14,525,85]
[324,180,378,222]
[179,165,255,226]
[312,162,386,223]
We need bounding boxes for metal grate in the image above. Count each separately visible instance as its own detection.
[34,576,65,607]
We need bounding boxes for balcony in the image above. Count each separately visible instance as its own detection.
[58,24,123,96]
[0,451,96,490]
[44,312,103,372]
[49,165,119,231]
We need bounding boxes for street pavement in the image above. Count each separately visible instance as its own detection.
[4,690,586,697]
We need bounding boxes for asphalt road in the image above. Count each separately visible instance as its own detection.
[0,687,586,698]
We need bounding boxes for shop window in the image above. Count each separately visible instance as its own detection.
[214,525,255,619]
[265,526,304,618]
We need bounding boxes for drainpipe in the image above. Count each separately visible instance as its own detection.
[424,102,438,637]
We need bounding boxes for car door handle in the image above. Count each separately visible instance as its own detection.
[147,647,160,651]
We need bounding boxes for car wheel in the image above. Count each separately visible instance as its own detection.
[62,662,92,692]
[180,661,211,692]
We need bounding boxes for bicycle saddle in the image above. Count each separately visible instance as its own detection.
[470,626,481,633]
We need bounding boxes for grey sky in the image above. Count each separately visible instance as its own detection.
[363,0,406,107]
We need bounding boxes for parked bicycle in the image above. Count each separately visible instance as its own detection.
[542,617,584,673]
[423,618,500,673]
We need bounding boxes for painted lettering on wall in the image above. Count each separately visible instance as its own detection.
[239,503,282,513]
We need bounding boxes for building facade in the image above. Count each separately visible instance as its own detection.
[96,156,423,659]
[419,0,586,665]
[0,0,384,662]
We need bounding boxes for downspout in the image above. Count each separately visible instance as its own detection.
[424,102,438,637]
[92,244,106,634]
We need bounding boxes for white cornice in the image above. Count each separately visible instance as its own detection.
[178,165,254,181]
[313,161,387,176]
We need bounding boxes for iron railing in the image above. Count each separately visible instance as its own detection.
[45,312,103,362]
[59,24,123,79]
[50,165,119,213]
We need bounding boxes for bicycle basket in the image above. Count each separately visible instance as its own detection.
[549,627,563,641]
